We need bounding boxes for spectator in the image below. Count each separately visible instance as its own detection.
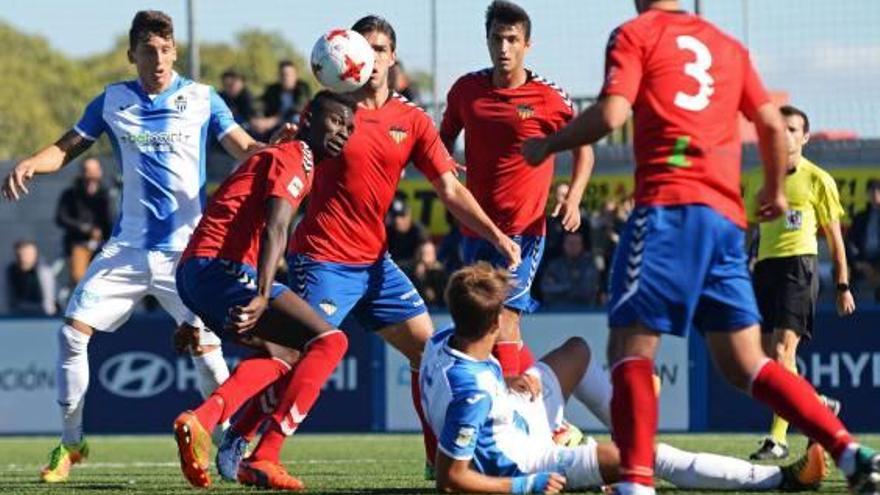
[545,181,590,260]
[404,240,448,308]
[386,196,427,264]
[848,178,880,301]
[540,231,599,307]
[6,240,56,315]
[254,60,312,137]
[391,60,421,104]
[55,158,112,286]
[438,210,464,273]
[218,69,256,127]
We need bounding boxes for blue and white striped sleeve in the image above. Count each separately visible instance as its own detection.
[438,389,491,461]
[208,87,239,141]
[73,93,106,141]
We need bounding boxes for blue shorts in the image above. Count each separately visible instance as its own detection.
[461,235,544,313]
[608,205,760,337]
[287,253,426,332]
[176,257,289,339]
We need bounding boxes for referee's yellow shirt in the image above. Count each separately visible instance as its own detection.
[745,157,844,261]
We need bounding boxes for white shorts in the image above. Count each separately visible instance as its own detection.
[65,242,220,346]
[512,362,604,490]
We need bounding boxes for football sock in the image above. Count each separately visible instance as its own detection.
[611,357,657,487]
[191,346,230,399]
[493,341,520,377]
[194,356,291,431]
[768,359,798,444]
[250,421,286,463]
[655,442,781,489]
[837,443,860,477]
[231,383,284,441]
[411,370,438,466]
[573,354,612,427]
[750,359,853,462]
[518,343,536,374]
[266,331,348,436]
[57,325,90,446]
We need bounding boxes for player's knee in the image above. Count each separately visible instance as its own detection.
[563,336,590,364]
[191,344,220,357]
[58,324,90,358]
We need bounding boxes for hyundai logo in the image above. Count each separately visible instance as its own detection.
[98,352,174,399]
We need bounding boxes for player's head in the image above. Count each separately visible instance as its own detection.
[304,91,357,160]
[278,60,299,90]
[445,262,511,343]
[780,105,810,165]
[128,10,177,94]
[867,179,880,208]
[634,0,680,14]
[352,15,397,92]
[485,1,532,76]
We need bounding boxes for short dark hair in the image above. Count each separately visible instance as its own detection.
[780,105,810,134]
[485,1,531,40]
[867,178,880,191]
[13,239,36,251]
[278,60,295,71]
[308,90,358,125]
[352,15,397,52]
[129,10,174,51]
[445,262,510,341]
[221,69,243,81]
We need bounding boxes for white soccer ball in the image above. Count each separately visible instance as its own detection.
[310,29,375,93]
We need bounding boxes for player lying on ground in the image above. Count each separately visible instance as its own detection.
[171,91,356,490]
[420,263,828,494]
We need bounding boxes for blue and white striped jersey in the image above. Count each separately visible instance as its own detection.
[420,327,551,477]
[74,72,238,251]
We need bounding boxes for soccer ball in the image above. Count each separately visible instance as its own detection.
[310,29,375,93]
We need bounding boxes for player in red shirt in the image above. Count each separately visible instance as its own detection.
[523,2,880,494]
[440,0,595,379]
[171,91,356,490]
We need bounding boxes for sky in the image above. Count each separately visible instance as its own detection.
[5,0,880,136]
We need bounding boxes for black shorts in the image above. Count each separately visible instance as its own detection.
[753,255,819,339]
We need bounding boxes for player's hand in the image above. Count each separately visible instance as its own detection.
[173,324,201,354]
[2,160,36,201]
[837,289,856,316]
[522,138,551,166]
[454,162,467,177]
[552,198,582,232]
[755,187,787,222]
[506,373,542,401]
[544,473,566,494]
[225,295,269,334]
[269,123,299,144]
[495,236,522,271]
[511,472,566,494]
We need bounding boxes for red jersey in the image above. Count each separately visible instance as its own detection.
[441,69,573,236]
[601,9,770,228]
[291,94,456,264]
[183,141,314,267]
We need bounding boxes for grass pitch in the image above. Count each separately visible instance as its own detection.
[0,433,873,494]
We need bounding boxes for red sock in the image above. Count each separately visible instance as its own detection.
[411,370,438,466]
[751,359,853,460]
[611,358,657,487]
[250,420,286,463]
[518,343,536,374]
[268,331,348,436]
[193,356,291,430]
[493,341,520,377]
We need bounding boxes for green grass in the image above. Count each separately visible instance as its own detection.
[0,434,875,494]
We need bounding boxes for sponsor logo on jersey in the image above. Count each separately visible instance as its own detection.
[174,94,188,113]
[288,176,305,198]
[516,104,535,120]
[785,209,803,230]
[389,126,408,144]
[454,426,476,448]
[98,352,174,399]
[120,130,192,152]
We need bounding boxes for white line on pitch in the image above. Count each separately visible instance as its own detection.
[2,458,417,472]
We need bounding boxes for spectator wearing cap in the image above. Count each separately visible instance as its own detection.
[848,178,880,301]
[540,231,600,307]
[218,69,257,127]
[386,195,428,264]
[6,240,56,315]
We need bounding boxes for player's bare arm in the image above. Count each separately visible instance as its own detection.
[522,96,630,166]
[436,451,565,494]
[431,171,522,269]
[750,102,789,221]
[821,221,856,316]
[3,130,93,201]
[553,145,594,232]
[219,126,267,161]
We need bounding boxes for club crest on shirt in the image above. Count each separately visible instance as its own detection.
[455,426,476,448]
[785,209,803,230]
[389,126,408,144]
[516,103,535,120]
[174,94,187,113]
[319,298,337,316]
[288,177,305,199]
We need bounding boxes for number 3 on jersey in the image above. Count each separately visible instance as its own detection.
[674,35,715,111]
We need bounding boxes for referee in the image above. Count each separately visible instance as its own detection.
[746,105,856,460]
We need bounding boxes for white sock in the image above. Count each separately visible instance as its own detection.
[572,356,612,427]
[655,443,782,490]
[838,443,860,476]
[191,347,230,398]
[56,325,91,446]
